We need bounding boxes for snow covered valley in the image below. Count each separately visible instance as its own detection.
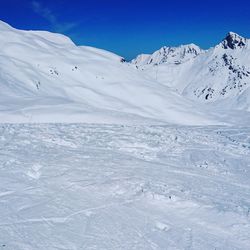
[0,20,250,249]
[0,124,249,249]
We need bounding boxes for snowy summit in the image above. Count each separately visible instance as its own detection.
[221,32,247,50]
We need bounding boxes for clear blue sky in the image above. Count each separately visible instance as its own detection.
[1,0,250,59]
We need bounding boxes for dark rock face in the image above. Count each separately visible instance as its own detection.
[120,58,126,63]
[222,32,247,49]
[193,49,250,101]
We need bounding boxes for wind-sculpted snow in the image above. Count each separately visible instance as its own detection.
[0,124,249,249]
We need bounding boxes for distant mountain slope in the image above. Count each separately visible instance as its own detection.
[132,44,203,66]
[132,32,250,110]
[0,20,217,125]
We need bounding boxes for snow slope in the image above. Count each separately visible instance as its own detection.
[0,20,217,125]
[0,124,249,249]
[0,20,249,124]
[132,32,250,111]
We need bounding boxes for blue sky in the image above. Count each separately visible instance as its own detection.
[1,0,250,59]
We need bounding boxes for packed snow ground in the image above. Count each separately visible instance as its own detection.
[0,124,249,249]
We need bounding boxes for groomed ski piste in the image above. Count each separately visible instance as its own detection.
[0,21,250,249]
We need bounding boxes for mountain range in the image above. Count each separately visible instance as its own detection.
[0,20,249,125]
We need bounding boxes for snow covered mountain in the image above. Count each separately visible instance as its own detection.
[132,44,203,66]
[0,20,249,124]
[0,20,220,125]
[132,32,250,110]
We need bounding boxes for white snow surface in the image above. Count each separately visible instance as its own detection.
[0,124,250,249]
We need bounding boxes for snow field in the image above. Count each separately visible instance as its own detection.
[0,124,249,249]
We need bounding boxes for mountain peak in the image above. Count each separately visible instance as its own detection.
[221,32,247,49]
[132,43,203,66]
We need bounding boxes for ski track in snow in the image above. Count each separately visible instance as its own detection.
[0,124,250,249]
